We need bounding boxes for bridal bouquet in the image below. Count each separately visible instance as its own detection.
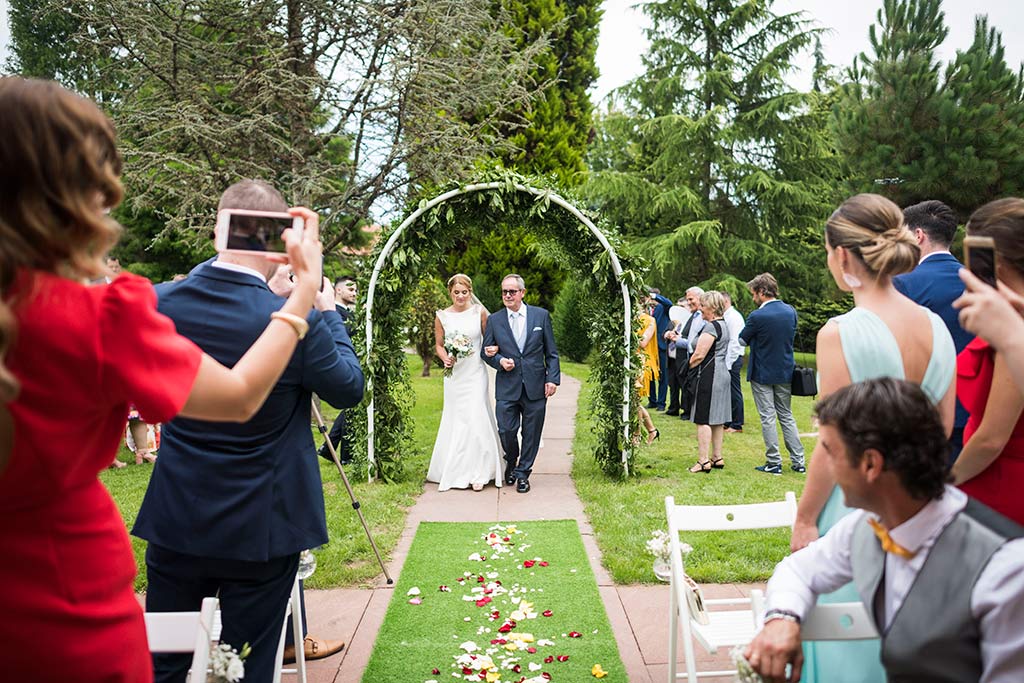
[442,333,474,377]
[208,642,250,682]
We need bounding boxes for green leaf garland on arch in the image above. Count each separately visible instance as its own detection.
[348,169,646,481]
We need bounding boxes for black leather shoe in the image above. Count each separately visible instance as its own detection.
[665,410,679,417]
[504,467,516,486]
[516,479,531,494]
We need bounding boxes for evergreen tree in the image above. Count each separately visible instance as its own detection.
[586,0,838,299]
[831,0,1024,218]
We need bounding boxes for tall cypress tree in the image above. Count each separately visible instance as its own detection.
[586,0,838,298]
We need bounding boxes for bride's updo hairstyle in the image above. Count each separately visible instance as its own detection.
[965,198,1024,277]
[825,193,919,279]
[447,273,473,291]
[0,78,125,402]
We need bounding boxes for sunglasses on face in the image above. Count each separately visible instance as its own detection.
[502,289,522,296]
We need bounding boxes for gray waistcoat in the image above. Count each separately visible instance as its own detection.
[850,499,1022,683]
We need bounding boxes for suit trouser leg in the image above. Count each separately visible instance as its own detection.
[146,544,299,683]
[727,357,744,428]
[666,356,680,413]
[655,350,669,409]
[515,394,547,480]
[772,384,804,466]
[750,381,781,467]
[496,398,523,472]
[318,411,349,463]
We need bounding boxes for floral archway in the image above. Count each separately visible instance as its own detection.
[349,171,644,481]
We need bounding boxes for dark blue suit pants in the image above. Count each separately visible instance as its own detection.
[726,357,744,429]
[496,392,546,481]
[146,544,299,683]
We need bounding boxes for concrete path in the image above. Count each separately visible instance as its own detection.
[301,376,756,682]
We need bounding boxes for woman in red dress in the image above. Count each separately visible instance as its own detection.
[953,198,1024,525]
[0,78,325,682]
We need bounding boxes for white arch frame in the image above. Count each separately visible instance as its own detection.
[364,182,633,481]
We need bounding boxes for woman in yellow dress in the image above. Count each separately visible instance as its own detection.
[637,309,661,444]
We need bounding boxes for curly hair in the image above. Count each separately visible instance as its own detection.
[815,378,950,501]
[826,193,919,279]
[0,77,126,401]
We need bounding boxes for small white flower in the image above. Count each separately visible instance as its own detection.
[407,587,421,596]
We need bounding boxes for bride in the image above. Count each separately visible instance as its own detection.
[426,274,504,491]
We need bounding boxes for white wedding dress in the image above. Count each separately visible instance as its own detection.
[427,305,504,491]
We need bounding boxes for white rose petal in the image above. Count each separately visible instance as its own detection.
[407,587,421,596]
[528,662,543,671]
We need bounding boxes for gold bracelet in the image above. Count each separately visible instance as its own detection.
[270,311,309,340]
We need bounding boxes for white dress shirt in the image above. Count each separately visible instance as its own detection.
[722,306,745,367]
[766,486,1024,682]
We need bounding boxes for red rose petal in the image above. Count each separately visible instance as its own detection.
[523,560,535,568]
[463,667,473,675]
[542,673,552,681]
[503,536,510,541]
[544,655,554,663]
[456,577,465,582]
[538,561,549,567]
[477,575,485,583]
[432,668,440,675]
[475,597,492,607]
[527,647,537,654]
[542,610,553,617]
[513,664,522,673]
[568,631,582,638]
[557,655,569,662]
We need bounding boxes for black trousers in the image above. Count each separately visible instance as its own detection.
[725,356,744,429]
[318,410,351,463]
[146,544,299,683]
[666,355,682,413]
[496,392,547,480]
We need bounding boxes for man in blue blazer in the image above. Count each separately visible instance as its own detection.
[133,181,364,683]
[481,274,560,493]
[738,273,805,475]
[894,199,972,463]
[648,288,674,410]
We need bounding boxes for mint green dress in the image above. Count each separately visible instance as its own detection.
[801,307,956,683]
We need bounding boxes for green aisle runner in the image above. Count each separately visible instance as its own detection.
[363,520,625,682]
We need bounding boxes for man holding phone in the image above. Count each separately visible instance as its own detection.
[133,180,364,683]
[894,200,973,463]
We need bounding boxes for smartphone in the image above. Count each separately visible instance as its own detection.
[964,235,998,287]
[214,209,303,256]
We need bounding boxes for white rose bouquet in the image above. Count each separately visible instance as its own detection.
[443,332,474,377]
[209,642,250,683]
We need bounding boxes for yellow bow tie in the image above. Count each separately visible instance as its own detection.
[867,518,917,560]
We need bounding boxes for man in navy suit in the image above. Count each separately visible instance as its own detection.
[738,273,805,475]
[133,181,364,683]
[647,288,674,410]
[894,199,972,464]
[481,274,560,493]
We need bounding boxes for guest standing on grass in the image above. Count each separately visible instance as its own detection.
[791,193,955,683]
[721,292,745,433]
[647,288,674,411]
[687,291,731,472]
[636,309,661,445]
[738,273,805,476]
[0,77,325,683]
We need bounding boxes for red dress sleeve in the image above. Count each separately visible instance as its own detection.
[98,273,203,423]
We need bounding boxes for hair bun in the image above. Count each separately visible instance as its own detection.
[862,225,919,277]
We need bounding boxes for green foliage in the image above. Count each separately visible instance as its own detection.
[585,0,841,311]
[407,278,450,377]
[552,277,595,362]
[351,169,644,480]
[832,0,1024,219]
[497,0,602,186]
[794,293,853,353]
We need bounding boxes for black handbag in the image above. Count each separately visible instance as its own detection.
[791,366,817,397]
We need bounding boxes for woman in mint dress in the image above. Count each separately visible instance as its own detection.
[792,194,957,682]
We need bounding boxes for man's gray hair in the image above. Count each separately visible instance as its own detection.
[218,179,288,213]
[686,286,705,296]
[502,273,526,290]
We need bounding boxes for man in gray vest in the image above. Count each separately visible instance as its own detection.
[745,378,1024,683]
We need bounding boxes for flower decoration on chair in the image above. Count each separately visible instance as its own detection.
[208,642,250,683]
[731,647,765,683]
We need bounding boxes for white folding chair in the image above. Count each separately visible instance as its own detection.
[666,492,797,683]
[146,597,219,683]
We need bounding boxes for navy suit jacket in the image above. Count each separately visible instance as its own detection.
[132,260,365,562]
[894,252,972,428]
[738,299,798,385]
[650,293,674,351]
[481,305,560,402]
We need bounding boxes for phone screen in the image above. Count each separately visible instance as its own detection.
[225,213,292,253]
[967,243,997,287]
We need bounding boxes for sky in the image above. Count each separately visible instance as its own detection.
[593,0,1024,102]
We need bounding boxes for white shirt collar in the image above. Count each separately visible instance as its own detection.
[211,260,268,283]
[507,303,527,320]
[881,485,966,555]
[919,249,952,265]
[758,298,779,309]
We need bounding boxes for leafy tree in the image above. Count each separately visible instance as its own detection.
[407,278,450,377]
[586,0,840,303]
[831,0,1024,219]
[552,277,595,362]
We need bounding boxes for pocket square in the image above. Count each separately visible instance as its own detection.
[532,326,542,331]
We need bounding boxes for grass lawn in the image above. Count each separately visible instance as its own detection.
[102,353,443,592]
[571,358,819,585]
[361,520,624,683]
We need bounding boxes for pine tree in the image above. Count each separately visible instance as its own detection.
[586,0,838,299]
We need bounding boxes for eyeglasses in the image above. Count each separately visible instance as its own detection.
[501,289,522,296]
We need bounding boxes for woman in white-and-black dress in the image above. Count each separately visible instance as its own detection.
[688,290,732,473]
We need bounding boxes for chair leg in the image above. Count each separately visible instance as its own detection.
[272,598,291,683]
[679,587,698,683]
[290,581,307,682]
[668,583,678,683]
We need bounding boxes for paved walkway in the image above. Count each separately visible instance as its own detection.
[299,376,760,682]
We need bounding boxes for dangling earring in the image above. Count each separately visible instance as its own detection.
[842,271,863,289]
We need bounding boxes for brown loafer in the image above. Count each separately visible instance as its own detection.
[282,635,345,663]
